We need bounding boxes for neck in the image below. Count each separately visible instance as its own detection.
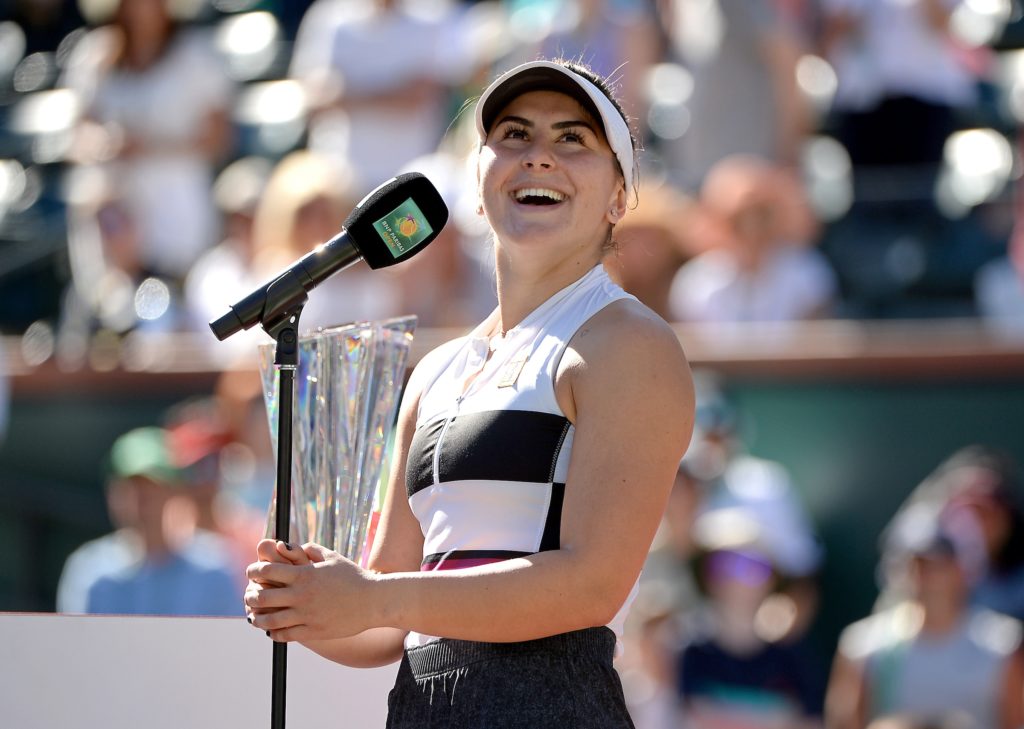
[491,244,602,334]
[919,599,964,635]
[712,602,764,655]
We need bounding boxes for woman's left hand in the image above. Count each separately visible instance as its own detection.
[244,543,377,643]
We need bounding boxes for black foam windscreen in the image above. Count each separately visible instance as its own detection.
[344,172,449,270]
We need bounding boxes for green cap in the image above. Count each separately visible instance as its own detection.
[108,427,181,483]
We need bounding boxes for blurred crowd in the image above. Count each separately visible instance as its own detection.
[2,0,1024,727]
[618,378,1024,729]
[0,0,1023,356]
[56,366,1024,729]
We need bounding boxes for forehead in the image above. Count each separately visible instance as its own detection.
[490,91,606,135]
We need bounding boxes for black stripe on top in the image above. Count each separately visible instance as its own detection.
[421,549,531,568]
[406,410,571,497]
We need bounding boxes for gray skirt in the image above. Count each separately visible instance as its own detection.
[385,627,635,728]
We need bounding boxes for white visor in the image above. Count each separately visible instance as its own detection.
[475,61,636,197]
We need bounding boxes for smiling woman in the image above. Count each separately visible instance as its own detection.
[244,59,695,729]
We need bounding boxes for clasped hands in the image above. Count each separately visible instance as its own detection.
[244,538,376,643]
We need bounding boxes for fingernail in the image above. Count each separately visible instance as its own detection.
[246,616,252,625]
[284,542,294,551]
[266,630,271,638]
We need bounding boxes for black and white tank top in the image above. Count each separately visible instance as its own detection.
[404,265,639,649]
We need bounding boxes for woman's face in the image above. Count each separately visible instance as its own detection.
[477,90,626,262]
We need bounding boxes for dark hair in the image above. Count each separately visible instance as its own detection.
[937,445,1024,574]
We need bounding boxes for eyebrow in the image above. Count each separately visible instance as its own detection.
[495,115,599,134]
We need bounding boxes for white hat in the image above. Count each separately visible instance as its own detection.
[475,60,636,196]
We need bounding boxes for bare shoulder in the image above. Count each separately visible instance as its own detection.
[558,299,693,424]
[566,299,689,375]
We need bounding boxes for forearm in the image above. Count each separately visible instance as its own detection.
[301,626,407,668]
[369,549,633,643]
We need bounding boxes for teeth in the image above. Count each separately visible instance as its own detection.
[514,188,565,202]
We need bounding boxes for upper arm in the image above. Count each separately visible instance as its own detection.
[555,302,695,608]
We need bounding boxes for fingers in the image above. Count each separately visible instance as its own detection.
[250,607,302,633]
[276,540,312,565]
[256,538,286,563]
[246,560,299,586]
[244,581,299,611]
[302,543,336,563]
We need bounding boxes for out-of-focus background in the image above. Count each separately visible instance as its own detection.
[2,0,1024,726]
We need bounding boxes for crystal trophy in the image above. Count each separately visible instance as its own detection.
[257,316,416,562]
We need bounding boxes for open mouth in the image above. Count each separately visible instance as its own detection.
[513,188,566,206]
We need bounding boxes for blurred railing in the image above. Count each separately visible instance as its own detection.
[5,319,1024,389]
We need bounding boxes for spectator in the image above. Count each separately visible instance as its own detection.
[820,0,976,206]
[289,0,472,191]
[527,0,662,137]
[62,0,235,286]
[604,180,699,321]
[882,446,1024,622]
[938,447,1024,622]
[826,518,1024,729]
[668,155,837,323]
[976,203,1024,337]
[57,426,242,615]
[392,149,497,328]
[183,155,274,337]
[660,0,812,190]
[676,543,824,729]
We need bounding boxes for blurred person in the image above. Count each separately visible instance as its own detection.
[668,155,837,323]
[622,457,710,728]
[684,371,825,644]
[937,447,1024,622]
[390,149,497,328]
[826,519,1024,729]
[976,180,1024,337]
[524,0,662,137]
[4,0,85,56]
[183,156,273,336]
[676,542,824,729]
[248,149,404,330]
[619,586,687,729]
[57,427,242,615]
[660,0,813,189]
[882,446,1024,622]
[164,397,260,590]
[604,179,700,321]
[59,164,189,344]
[289,0,473,191]
[867,716,980,729]
[62,0,235,285]
[819,0,976,205]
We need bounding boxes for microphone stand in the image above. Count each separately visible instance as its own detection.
[258,271,310,729]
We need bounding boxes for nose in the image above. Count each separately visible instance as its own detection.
[522,139,555,170]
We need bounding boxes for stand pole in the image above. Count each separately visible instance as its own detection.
[270,321,300,729]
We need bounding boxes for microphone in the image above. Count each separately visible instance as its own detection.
[209,172,448,340]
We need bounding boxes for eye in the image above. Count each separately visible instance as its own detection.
[559,129,586,144]
[501,124,529,141]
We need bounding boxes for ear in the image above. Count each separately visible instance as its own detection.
[475,153,485,216]
[605,183,627,225]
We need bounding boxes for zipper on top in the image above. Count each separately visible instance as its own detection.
[432,394,463,486]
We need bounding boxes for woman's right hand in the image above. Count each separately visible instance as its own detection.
[245,539,311,623]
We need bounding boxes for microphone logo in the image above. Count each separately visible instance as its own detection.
[372,197,434,257]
